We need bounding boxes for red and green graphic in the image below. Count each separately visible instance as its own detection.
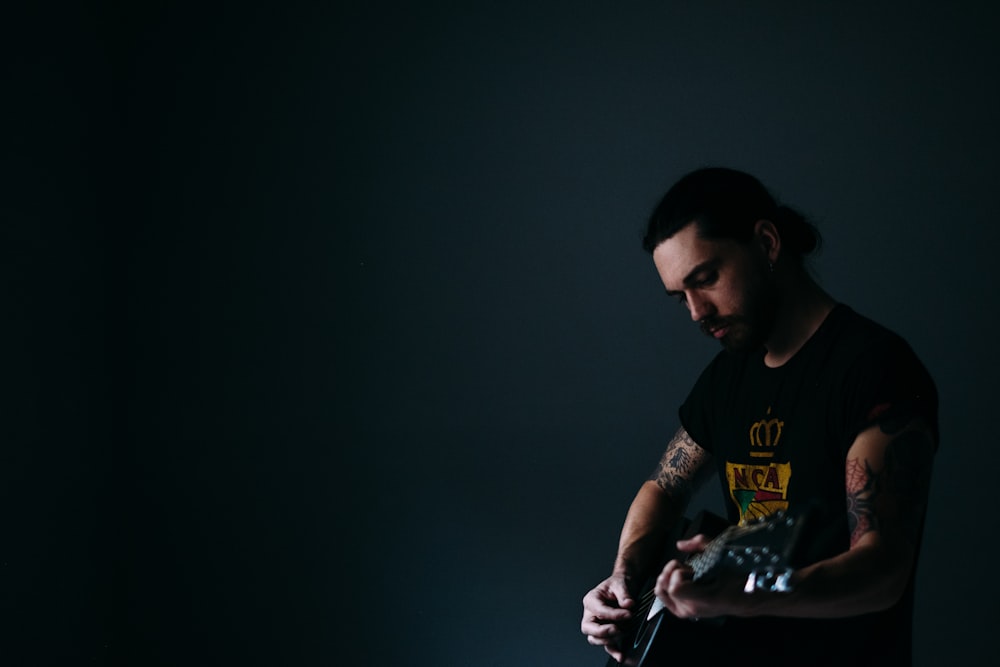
[726,461,791,523]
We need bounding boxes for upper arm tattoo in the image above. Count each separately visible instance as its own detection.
[846,419,935,548]
[845,458,878,546]
[649,428,711,504]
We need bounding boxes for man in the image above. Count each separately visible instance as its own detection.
[581,168,937,666]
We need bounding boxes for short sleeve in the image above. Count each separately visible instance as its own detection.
[841,335,939,450]
[678,356,722,453]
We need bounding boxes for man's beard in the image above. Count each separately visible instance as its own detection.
[700,279,777,353]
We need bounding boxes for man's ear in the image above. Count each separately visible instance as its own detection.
[754,219,781,265]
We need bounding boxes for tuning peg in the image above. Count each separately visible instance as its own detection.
[772,570,793,592]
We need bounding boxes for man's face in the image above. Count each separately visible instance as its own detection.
[652,222,776,352]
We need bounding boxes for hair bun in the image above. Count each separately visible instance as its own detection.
[772,205,821,256]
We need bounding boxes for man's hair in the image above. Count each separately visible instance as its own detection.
[642,167,822,261]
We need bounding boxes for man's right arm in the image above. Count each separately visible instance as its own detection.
[615,427,712,580]
[581,427,712,661]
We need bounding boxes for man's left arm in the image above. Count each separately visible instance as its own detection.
[656,415,936,619]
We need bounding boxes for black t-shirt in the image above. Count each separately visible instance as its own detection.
[677,304,938,665]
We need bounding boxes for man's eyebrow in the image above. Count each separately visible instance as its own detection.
[665,258,721,295]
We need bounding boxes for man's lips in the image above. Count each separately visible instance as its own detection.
[701,319,732,339]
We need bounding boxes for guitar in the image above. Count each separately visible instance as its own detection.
[604,509,810,667]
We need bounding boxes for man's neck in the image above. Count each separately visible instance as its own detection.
[763,273,836,368]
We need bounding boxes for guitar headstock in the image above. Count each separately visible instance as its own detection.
[688,510,809,593]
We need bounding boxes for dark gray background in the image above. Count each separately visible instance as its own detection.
[4,1,998,665]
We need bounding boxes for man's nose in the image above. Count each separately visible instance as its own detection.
[688,294,713,322]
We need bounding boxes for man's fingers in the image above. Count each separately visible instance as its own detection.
[608,583,635,610]
[583,588,634,620]
[654,559,698,618]
[584,624,618,641]
[581,575,636,657]
[676,533,711,552]
[582,616,625,641]
[581,604,632,631]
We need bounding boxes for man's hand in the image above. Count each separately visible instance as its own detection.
[581,573,637,663]
[654,534,759,620]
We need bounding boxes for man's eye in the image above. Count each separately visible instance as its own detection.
[694,273,717,288]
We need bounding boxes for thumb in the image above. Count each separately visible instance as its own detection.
[676,533,711,553]
[611,577,636,608]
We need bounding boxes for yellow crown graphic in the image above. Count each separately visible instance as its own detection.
[748,406,783,458]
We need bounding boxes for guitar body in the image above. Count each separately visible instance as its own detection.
[602,509,809,667]
[604,605,668,667]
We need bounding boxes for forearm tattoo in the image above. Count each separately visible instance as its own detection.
[649,428,707,504]
[846,419,935,548]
